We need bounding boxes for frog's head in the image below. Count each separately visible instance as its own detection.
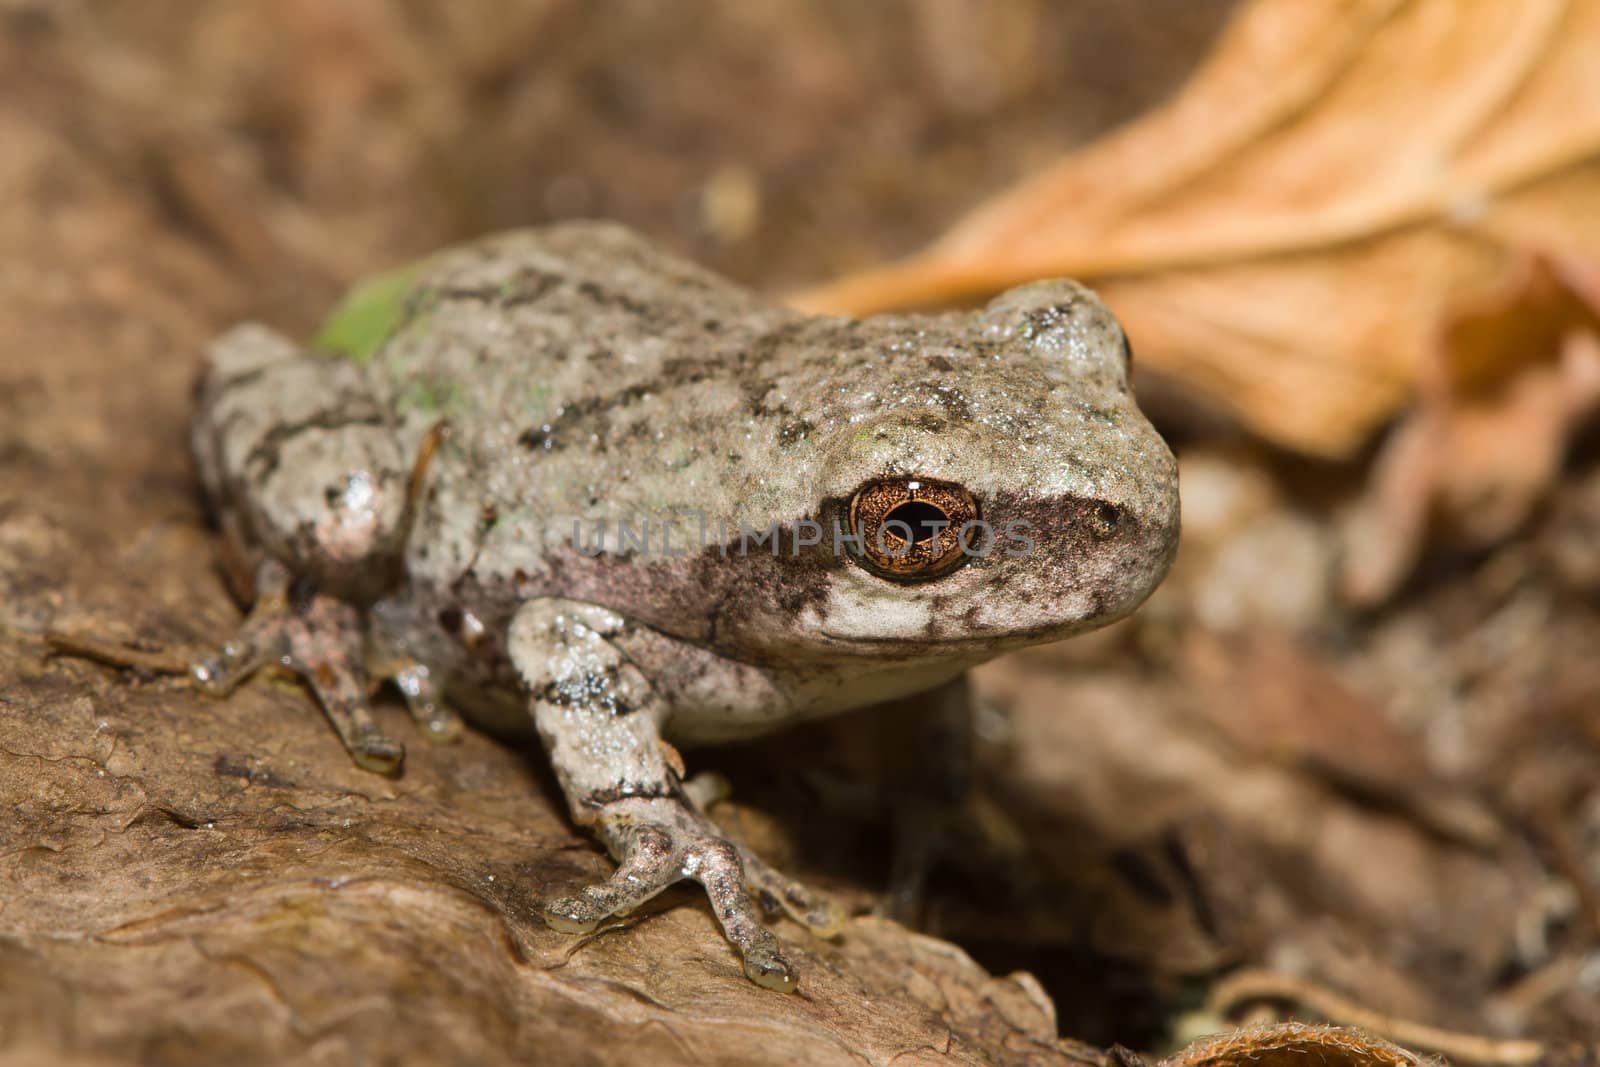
[792,280,1179,660]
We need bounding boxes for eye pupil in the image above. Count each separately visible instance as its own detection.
[884,500,948,545]
[849,478,977,582]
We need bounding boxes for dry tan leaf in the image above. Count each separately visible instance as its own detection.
[1340,254,1600,604]
[792,0,1600,458]
[1438,255,1600,396]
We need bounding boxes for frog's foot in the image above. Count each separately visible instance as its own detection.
[186,561,402,773]
[54,566,456,774]
[190,560,461,774]
[680,771,845,935]
[543,795,801,992]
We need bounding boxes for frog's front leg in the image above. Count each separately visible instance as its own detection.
[509,598,824,993]
[186,322,463,769]
[190,558,419,773]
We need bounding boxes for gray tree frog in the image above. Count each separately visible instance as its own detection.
[188,221,1179,992]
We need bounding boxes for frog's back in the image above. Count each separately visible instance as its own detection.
[362,222,793,507]
[346,223,833,615]
[368,222,783,420]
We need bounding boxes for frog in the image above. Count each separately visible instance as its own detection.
[186,220,1180,992]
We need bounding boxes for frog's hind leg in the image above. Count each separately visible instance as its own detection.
[188,323,457,772]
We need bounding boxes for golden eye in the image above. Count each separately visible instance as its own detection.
[849,478,978,581]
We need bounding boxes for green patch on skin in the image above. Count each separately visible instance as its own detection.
[525,382,552,418]
[1080,403,1124,427]
[312,266,427,366]
[397,376,465,419]
[496,504,533,528]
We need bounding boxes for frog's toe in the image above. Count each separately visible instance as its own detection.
[347,728,405,774]
[677,772,841,935]
[272,595,412,776]
[541,823,681,934]
[740,846,846,937]
[682,837,800,993]
[188,561,295,696]
[541,896,605,935]
[389,662,464,743]
[743,948,798,993]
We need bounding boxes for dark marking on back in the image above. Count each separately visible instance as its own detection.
[778,418,814,447]
[576,280,654,321]
[245,403,385,484]
[207,365,270,397]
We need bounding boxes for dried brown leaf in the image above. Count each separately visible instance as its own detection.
[1341,255,1600,604]
[793,0,1600,458]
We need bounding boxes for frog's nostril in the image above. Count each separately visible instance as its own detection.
[1087,501,1122,539]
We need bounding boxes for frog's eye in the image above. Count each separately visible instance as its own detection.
[849,478,978,581]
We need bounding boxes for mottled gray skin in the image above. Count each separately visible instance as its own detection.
[189,221,1179,991]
